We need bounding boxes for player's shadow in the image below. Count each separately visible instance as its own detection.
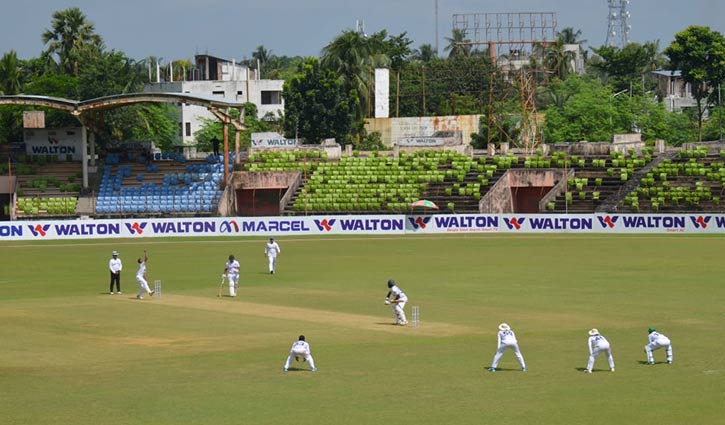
[487,368,519,372]
[375,322,402,326]
[637,360,660,365]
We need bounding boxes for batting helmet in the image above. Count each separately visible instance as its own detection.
[387,279,395,288]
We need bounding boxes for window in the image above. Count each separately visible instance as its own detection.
[178,123,183,137]
[185,122,191,137]
[212,90,225,97]
[261,90,281,105]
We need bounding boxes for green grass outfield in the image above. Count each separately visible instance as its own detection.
[1,234,723,425]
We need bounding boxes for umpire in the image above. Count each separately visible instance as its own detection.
[109,250,123,294]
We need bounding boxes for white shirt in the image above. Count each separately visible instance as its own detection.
[109,258,122,273]
[290,340,310,354]
[497,330,518,346]
[136,261,146,279]
[588,334,610,353]
[648,332,670,345]
[225,260,240,275]
[389,285,408,302]
[265,241,281,257]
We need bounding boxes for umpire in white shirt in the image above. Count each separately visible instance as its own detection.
[109,250,122,294]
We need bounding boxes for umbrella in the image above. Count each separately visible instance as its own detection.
[410,199,439,210]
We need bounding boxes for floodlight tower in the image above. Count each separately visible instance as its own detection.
[605,0,631,48]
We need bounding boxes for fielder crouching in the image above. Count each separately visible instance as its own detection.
[645,327,673,365]
[283,335,317,372]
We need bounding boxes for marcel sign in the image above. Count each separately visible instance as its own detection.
[251,132,299,149]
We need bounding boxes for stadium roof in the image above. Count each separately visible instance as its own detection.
[0,92,245,115]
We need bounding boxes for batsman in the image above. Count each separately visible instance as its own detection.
[385,279,408,326]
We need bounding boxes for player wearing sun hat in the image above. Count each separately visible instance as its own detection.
[108,250,123,295]
[585,328,615,373]
[487,323,527,372]
[645,327,673,365]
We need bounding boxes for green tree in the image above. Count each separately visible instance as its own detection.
[444,28,471,58]
[411,44,436,63]
[557,27,587,45]
[665,25,725,141]
[0,50,23,95]
[283,58,358,144]
[321,29,389,118]
[195,104,270,151]
[42,7,103,76]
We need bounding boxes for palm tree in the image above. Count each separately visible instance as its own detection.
[0,50,22,95]
[444,29,471,58]
[321,29,390,118]
[557,27,587,45]
[42,7,102,76]
[545,39,575,80]
[412,44,436,63]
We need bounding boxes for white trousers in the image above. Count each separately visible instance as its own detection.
[392,301,407,324]
[284,348,315,370]
[645,340,673,363]
[267,255,277,273]
[491,343,526,369]
[228,273,239,296]
[136,276,151,298]
[588,345,615,371]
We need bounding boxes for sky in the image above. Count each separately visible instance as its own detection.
[1,0,723,63]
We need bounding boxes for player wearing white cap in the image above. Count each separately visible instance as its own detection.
[224,255,240,297]
[283,335,317,372]
[109,250,122,294]
[135,250,154,300]
[645,327,673,365]
[264,237,281,274]
[385,279,408,325]
[585,329,615,373]
[487,323,527,372]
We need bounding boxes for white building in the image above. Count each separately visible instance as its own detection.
[144,54,284,153]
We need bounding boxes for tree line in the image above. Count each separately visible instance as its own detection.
[2,7,725,151]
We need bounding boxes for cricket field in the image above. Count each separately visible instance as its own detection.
[1,234,723,425]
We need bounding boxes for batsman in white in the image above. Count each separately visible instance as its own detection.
[585,329,615,373]
[135,250,154,300]
[645,327,673,365]
[487,323,527,372]
[385,279,408,325]
[283,335,317,372]
[264,237,281,274]
[224,254,240,297]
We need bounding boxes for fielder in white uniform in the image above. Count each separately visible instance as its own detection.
[385,279,408,325]
[645,327,673,365]
[264,237,281,274]
[283,335,317,372]
[224,255,240,297]
[585,329,615,373]
[488,323,527,372]
[135,250,154,300]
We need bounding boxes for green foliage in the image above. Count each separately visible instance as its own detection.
[590,41,664,92]
[665,25,725,140]
[41,7,103,76]
[195,103,270,151]
[283,58,358,144]
[354,131,386,151]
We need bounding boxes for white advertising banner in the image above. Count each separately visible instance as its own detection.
[24,128,83,160]
[0,215,407,241]
[250,132,299,148]
[2,214,725,241]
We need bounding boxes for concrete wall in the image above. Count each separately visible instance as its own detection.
[365,115,481,148]
[479,169,571,213]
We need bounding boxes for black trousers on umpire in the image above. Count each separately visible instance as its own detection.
[110,272,121,292]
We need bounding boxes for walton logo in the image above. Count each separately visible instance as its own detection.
[220,220,240,233]
[28,224,51,237]
[408,216,432,230]
[690,215,711,229]
[124,222,148,235]
[313,218,336,231]
[503,217,525,230]
[597,215,619,229]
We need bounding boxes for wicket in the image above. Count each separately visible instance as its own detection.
[154,280,162,298]
[411,305,420,328]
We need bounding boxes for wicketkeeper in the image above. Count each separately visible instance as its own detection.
[645,327,673,365]
[283,335,317,372]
